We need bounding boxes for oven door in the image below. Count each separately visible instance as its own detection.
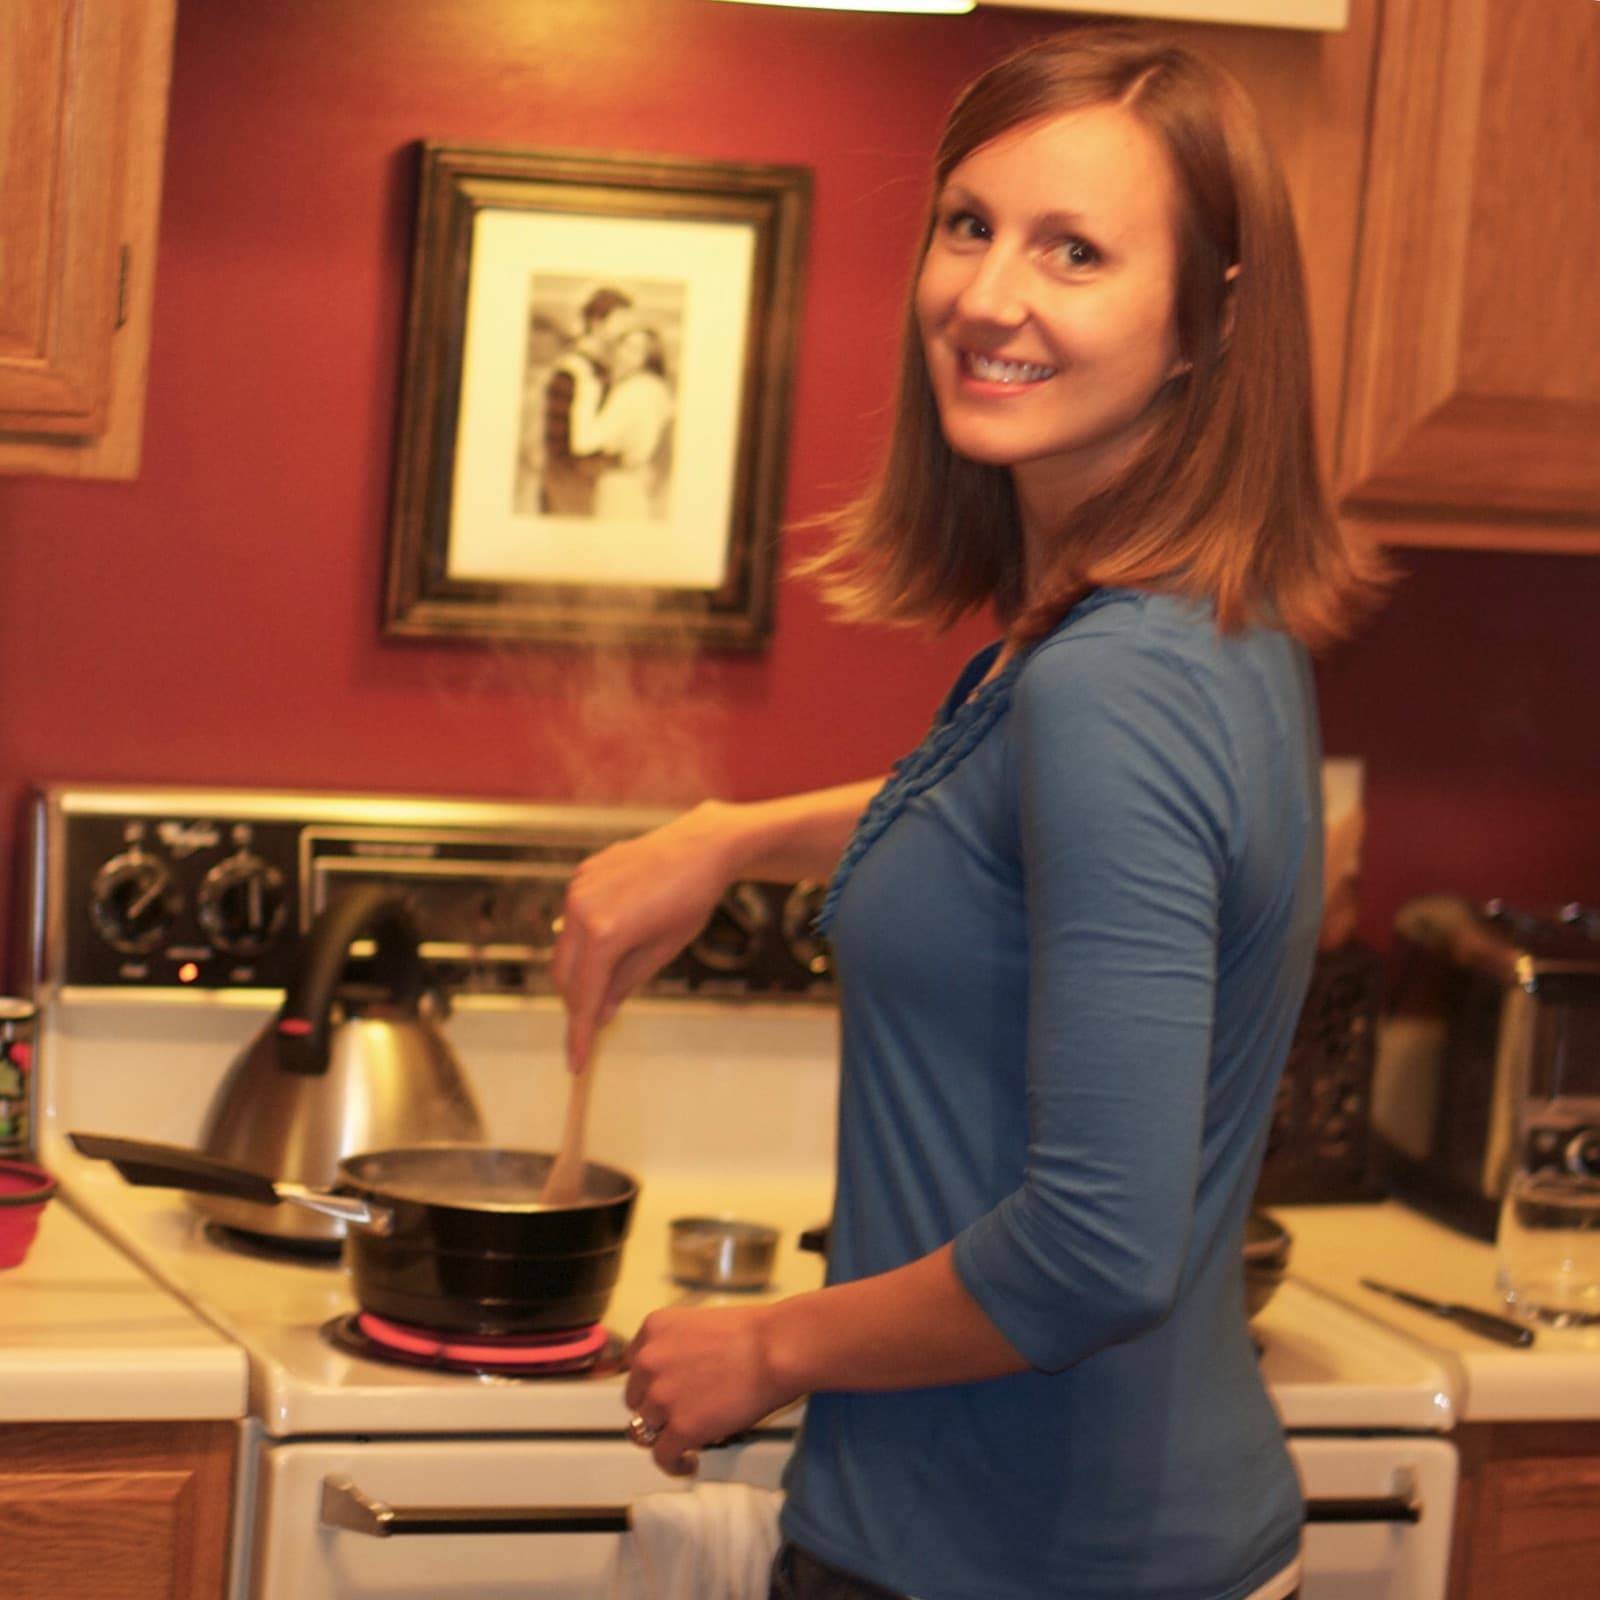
[251,1433,1454,1600]
[1295,1436,1457,1600]
[249,1434,791,1600]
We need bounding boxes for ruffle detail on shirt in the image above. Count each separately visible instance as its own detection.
[816,653,1025,935]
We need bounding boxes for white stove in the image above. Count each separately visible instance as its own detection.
[29,785,1461,1599]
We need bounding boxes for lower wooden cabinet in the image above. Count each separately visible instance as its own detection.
[0,1421,233,1600]
[1449,1422,1600,1600]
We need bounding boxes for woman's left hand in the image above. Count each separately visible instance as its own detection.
[623,1302,795,1476]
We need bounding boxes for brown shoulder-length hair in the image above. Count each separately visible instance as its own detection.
[807,25,1389,649]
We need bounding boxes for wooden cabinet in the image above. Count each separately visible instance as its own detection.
[0,1421,234,1600]
[0,0,176,479]
[1449,1422,1600,1600]
[1336,0,1600,552]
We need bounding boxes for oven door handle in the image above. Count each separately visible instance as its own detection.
[321,1478,1423,1538]
[321,1476,631,1536]
[1304,1494,1422,1525]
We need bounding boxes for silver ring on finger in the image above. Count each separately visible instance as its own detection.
[627,1413,662,1448]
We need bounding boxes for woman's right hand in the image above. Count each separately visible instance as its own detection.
[550,801,743,1072]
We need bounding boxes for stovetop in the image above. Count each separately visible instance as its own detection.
[55,1146,1457,1438]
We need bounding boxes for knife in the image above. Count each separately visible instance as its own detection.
[1359,1278,1536,1348]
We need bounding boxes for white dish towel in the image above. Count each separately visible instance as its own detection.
[607,1482,783,1600]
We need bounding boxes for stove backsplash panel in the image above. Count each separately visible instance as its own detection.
[31,786,836,1004]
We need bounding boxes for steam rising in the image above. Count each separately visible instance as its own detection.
[548,620,728,807]
[418,601,730,809]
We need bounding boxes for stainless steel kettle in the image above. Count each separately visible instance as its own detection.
[192,883,484,1243]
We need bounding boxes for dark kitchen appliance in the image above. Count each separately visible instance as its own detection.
[1254,941,1385,1206]
[1369,897,1600,1239]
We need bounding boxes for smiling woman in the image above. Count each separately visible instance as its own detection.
[809,26,1387,655]
[552,24,1386,1600]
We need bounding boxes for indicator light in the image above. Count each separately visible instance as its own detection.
[178,962,200,984]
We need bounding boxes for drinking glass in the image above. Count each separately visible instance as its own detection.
[1496,1173,1600,1327]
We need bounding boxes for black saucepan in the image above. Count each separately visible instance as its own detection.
[69,1132,637,1336]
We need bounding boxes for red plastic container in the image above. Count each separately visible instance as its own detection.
[0,1160,57,1268]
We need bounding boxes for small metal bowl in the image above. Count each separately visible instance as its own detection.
[1243,1211,1292,1321]
[669,1216,780,1291]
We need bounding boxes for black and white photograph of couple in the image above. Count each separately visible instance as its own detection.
[515,276,682,524]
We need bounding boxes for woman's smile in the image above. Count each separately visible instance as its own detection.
[960,350,1059,388]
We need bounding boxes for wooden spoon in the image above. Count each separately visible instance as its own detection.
[539,1064,594,1206]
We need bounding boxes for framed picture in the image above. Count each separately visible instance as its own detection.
[384,142,811,651]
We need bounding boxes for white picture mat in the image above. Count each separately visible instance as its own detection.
[448,208,757,590]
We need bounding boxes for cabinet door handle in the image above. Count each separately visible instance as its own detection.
[1304,1494,1421,1524]
[320,1476,631,1537]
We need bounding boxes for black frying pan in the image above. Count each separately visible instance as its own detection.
[69,1133,638,1336]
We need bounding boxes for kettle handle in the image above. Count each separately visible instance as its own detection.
[276,885,425,1076]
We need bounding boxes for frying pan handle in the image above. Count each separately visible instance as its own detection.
[277,885,425,1077]
[68,1132,282,1205]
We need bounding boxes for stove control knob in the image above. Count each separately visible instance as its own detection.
[91,850,183,954]
[691,882,771,974]
[781,881,832,978]
[198,853,287,955]
[1564,1128,1600,1181]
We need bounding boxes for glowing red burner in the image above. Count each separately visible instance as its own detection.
[355,1313,610,1370]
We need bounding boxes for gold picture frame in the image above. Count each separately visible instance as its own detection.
[384,142,811,650]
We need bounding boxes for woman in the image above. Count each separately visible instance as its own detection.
[566,323,675,521]
[553,26,1385,1600]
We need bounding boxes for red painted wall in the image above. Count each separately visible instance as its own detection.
[0,0,1594,966]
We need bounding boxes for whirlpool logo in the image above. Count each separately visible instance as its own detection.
[156,819,222,857]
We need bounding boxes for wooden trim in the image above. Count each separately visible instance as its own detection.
[1343,395,1600,518]
[1344,513,1600,558]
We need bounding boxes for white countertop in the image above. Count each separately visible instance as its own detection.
[20,1154,1591,1434]
[1272,1200,1600,1423]
[0,1193,247,1423]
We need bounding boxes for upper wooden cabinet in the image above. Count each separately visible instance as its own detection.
[1337,0,1600,551]
[0,0,175,479]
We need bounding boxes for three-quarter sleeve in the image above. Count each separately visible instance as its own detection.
[951,625,1241,1371]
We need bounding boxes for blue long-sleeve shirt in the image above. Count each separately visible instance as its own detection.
[781,588,1319,1600]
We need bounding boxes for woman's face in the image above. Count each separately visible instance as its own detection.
[916,104,1186,518]
[613,328,650,378]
